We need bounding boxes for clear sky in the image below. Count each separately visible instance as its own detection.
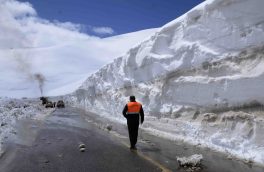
[18,0,203,37]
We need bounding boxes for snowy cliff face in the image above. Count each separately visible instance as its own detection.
[67,0,264,164]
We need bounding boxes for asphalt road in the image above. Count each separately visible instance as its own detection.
[0,107,162,172]
[1,107,264,172]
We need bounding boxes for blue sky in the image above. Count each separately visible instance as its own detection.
[18,0,203,37]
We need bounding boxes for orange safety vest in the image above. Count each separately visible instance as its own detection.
[127,102,142,114]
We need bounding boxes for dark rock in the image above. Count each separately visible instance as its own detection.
[79,143,86,149]
[106,124,112,131]
[1,123,7,127]
[80,148,86,152]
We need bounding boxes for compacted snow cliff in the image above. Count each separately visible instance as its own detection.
[66,0,264,164]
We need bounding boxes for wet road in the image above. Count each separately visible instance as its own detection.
[0,107,162,172]
[67,108,264,172]
[1,107,264,172]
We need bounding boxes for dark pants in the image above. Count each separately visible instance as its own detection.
[127,115,139,147]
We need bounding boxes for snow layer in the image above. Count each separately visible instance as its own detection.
[66,0,264,165]
[0,97,52,155]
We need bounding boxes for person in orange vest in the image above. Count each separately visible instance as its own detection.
[122,95,144,150]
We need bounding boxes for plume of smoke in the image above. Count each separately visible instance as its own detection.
[33,73,45,96]
[13,51,46,96]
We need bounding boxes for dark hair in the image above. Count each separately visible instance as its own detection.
[130,95,136,101]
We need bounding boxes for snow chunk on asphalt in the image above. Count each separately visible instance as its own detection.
[177,154,203,167]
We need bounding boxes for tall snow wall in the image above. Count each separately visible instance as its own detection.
[66,0,264,164]
[70,0,264,118]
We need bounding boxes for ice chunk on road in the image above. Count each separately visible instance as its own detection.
[177,154,203,167]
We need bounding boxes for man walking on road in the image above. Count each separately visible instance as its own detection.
[123,96,144,150]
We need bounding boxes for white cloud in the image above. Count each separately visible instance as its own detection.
[2,0,36,17]
[92,26,114,35]
[0,0,90,49]
[53,21,86,32]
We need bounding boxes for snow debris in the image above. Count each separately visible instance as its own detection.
[80,148,86,152]
[0,97,52,155]
[106,124,113,131]
[79,143,86,149]
[177,154,203,166]
[79,143,86,152]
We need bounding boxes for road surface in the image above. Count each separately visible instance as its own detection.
[0,107,162,172]
[0,107,263,172]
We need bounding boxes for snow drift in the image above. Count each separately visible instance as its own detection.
[66,0,264,164]
[0,97,52,155]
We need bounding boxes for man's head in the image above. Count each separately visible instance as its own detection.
[129,95,136,102]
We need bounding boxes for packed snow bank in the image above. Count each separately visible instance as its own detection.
[142,109,264,166]
[65,0,264,165]
[0,97,52,155]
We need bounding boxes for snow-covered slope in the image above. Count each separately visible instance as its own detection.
[67,0,264,165]
[0,15,157,98]
[0,0,157,98]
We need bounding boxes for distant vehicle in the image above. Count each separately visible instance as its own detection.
[40,97,48,105]
[45,101,54,108]
[57,100,65,108]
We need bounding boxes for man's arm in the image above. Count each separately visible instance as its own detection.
[140,106,144,124]
[122,104,128,118]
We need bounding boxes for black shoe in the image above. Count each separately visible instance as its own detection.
[130,146,137,150]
